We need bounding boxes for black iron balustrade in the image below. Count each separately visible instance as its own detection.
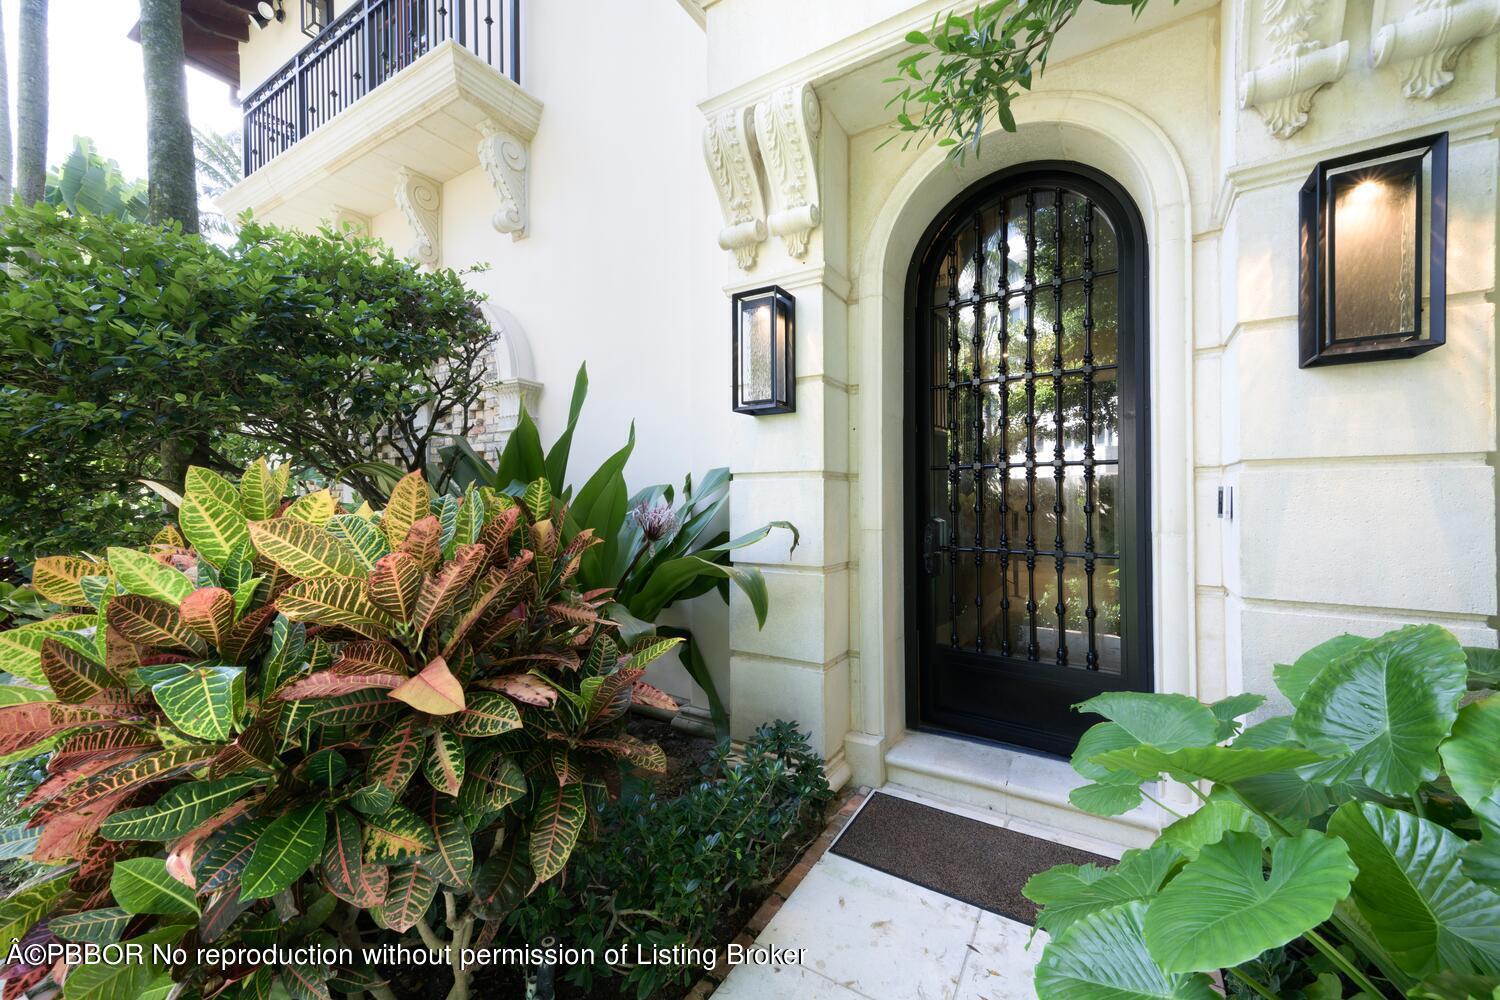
[241,0,520,176]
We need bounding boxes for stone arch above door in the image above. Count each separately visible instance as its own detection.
[845,91,1197,792]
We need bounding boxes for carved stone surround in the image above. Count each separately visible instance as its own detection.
[1239,0,1500,137]
[703,82,824,270]
[1239,0,1351,138]
[1372,0,1500,98]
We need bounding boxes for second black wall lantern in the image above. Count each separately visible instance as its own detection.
[1299,132,1447,367]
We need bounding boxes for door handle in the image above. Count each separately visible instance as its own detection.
[923,518,947,575]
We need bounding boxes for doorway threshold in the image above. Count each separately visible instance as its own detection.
[883,731,1163,851]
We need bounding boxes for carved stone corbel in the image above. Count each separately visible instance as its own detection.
[478,119,529,240]
[1372,0,1500,98]
[702,106,767,270]
[1238,0,1350,138]
[394,168,441,268]
[327,205,371,237]
[754,83,823,260]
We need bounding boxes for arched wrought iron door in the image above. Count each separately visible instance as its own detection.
[905,163,1152,756]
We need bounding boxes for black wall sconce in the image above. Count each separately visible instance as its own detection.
[301,0,332,37]
[253,1,285,28]
[1299,132,1447,367]
[732,285,796,415]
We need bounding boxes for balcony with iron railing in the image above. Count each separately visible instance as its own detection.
[242,0,520,176]
[219,0,538,256]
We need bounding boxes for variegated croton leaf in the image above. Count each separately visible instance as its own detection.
[0,464,683,1000]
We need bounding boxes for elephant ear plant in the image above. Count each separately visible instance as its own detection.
[1025,624,1500,999]
[413,364,798,737]
[0,461,679,1000]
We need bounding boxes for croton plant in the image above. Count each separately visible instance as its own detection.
[0,461,681,999]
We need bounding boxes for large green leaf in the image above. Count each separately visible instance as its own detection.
[0,614,97,684]
[180,486,250,570]
[1274,633,1369,707]
[1441,693,1500,809]
[248,520,366,580]
[1295,624,1467,795]
[1157,799,1270,860]
[1035,901,1218,1000]
[1024,844,1180,938]
[1464,647,1500,692]
[48,907,132,944]
[1072,693,1218,752]
[111,857,200,915]
[493,406,546,492]
[1231,716,1344,825]
[152,665,245,741]
[106,548,193,605]
[544,363,588,493]
[241,802,328,900]
[569,428,633,587]
[1091,744,1326,784]
[1142,830,1355,972]
[1328,800,1500,977]
[102,775,265,841]
[63,925,189,1000]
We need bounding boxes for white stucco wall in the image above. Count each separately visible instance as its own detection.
[227,0,1500,803]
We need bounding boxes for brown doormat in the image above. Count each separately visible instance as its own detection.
[829,792,1114,925]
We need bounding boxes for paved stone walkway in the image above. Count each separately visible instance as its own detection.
[707,788,1123,1000]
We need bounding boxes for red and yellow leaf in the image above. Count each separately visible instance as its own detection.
[528,784,586,882]
[390,657,465,716]
[411,545,488,632]
[106,595,204,653]
[31,557,99,607]
[179,587,236,647]
[476,673,557,708]
[366,552,422,623]
[376,863,435,933]
[381,473,430,550]
[367,719,424,796]
[40,638,120,704]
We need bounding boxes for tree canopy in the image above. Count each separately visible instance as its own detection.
[0,202,496,560]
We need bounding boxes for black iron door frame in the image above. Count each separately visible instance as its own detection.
[902,160,1154,756]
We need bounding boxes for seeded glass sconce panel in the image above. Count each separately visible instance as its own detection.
[732,286,795,415]
[1299,132,1447,367]
[301,0,330,36]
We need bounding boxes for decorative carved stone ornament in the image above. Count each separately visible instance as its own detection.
[394,168,441,268]
[327,205,371,237]
[1372,0,1500,98]
[703,106,768,270]
[1238,0,1350,138]
[754,84,823,260]
[477,119,530,239]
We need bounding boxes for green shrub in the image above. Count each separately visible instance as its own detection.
[1026,624,1500,999]
[509,720,833,998]
[0,203,496,559]
[0,460,682,1000]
